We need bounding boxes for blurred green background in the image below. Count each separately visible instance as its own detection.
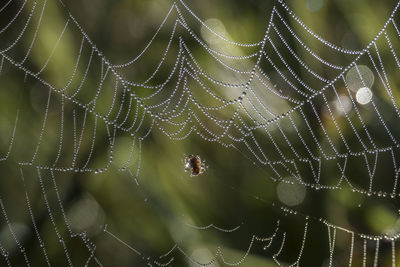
[1,0,400,266]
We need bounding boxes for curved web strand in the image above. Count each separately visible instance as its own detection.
[2,0,400,266]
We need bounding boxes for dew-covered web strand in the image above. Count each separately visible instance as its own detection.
[2,0,400,266]
[0,0,12,14]
[0,0,28,35]
[0,109,19,162]
[0,0,396,215]
[0,0,37,54]
[0,198,31,266]
[20,168,51,267]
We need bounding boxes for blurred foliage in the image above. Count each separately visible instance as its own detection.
[1,0,400,266]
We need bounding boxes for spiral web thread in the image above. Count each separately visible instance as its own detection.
[2,0,400,266]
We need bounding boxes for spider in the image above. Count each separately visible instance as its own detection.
[184,155,207,176]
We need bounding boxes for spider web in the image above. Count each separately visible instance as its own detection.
[1,0,400,266]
